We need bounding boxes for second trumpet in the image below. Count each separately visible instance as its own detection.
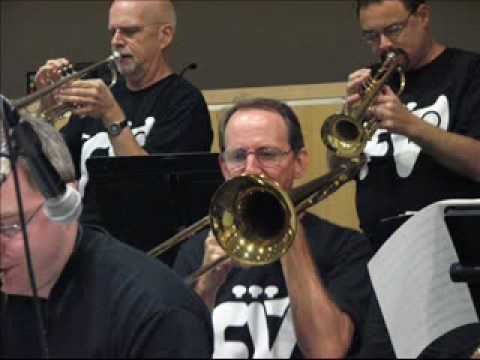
[321,48,409,158]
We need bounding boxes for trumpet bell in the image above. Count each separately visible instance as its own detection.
[210,175,297,266]
[321,113,371,158]
[320,48,409,159]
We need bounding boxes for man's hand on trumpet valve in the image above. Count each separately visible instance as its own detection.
[34,58,73,111]
[345,68,372,113]
[35,58,71,87]
[57,79,125,127]
[370,85,420,137]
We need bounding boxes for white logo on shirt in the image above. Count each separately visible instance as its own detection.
[79,116,156,195]
[360,95,450,180]
[212,285,296,359]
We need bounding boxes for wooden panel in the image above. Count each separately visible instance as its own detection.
[202,82,360,231]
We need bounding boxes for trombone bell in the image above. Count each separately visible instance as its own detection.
[210,175,297,266]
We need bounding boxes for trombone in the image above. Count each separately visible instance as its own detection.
[11,52,121,127]
[149,157,365,285]
[321,48,409,158]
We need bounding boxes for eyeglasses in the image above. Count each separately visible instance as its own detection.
[361,13,414,44]
[0,204,43,238]
[222,147,292,170]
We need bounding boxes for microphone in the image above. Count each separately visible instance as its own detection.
[0,138,10,185]
[0,123,11,186]
[14,120,82,224]
[0,96,13,185]
[179,62,198,77]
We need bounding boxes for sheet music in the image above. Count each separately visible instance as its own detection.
[368,199,480,358]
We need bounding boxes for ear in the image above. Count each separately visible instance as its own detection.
[415,3,431,27]
[67,180,79,191]
[293,148,309,180]
[158,24,174,50]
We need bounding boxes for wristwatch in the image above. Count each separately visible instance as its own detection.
[107,119,129,138]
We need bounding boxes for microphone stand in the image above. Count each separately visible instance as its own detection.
[1,98,49,358]
[450,263,480,284]
[179,62,198,77]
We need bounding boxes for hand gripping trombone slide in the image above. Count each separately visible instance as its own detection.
[148,157,365,286]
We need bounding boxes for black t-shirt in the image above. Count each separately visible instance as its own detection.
[174,213,372,358]
[0,225,213,358]
[61,74,213,225]
[357,48,480,249]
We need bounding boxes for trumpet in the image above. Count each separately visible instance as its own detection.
[11,52,121,126]
[149,157,365,285]
[321,48,409,158]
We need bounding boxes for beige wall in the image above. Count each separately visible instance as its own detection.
[2,1,480,97]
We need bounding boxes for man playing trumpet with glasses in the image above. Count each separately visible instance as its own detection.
[343,0,480,358]
[174,98,373,358]
[347,0,480,253]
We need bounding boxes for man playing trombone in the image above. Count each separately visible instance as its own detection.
[174,98,373,358]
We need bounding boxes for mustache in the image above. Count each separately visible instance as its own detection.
[112,52,133,59]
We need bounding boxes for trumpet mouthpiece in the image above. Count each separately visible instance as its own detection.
[111,51,121,61]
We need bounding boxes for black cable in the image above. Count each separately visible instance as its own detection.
[179,62,198,77]
[1,99,50,358]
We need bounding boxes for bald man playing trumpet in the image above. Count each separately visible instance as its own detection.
[34,0,213,230]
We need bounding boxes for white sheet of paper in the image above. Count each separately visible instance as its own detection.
[368,199,480,358]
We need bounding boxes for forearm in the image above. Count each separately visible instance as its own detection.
[282,236,353,358]
[194,277,221,312]
[109,130,149,156]
[407,119,480,182]
[101,104,148,156]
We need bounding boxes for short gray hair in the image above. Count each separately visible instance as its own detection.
[21,114,76,184]
[0,102,75,189]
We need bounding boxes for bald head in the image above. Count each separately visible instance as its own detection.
[110,0,177,30]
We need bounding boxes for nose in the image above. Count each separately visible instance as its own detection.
[111,29,125,48]
[378,34,394,52]
[242,153,263,176]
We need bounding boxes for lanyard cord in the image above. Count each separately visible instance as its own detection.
[1,97,49,358]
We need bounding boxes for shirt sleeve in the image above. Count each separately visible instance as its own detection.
[331,234,372,353]
[130,308,213,358]
[305,217,373,354]
[144,83,213,154]
[173,231,206,278]
[453,57,480,140]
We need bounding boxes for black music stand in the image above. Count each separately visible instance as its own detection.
[86,153,224,266]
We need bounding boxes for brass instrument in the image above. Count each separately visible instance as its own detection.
[321,48,409,158]
[149,157,364,285]
[11,52,121,127]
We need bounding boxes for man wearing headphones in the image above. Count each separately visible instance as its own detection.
[0,98,213,357]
